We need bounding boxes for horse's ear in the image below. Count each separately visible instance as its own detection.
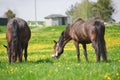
[53,40,57,44]
[3,45,8,49]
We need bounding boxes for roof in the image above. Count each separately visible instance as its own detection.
[45,14,67,19]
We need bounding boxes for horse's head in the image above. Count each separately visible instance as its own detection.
[3,44,17,63]
[52,40,64,59]
[52,29,71,59]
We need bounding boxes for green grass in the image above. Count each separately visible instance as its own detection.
[0,25,120,80]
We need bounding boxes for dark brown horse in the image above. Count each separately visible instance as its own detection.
[4,18,31,63]
[52,18,107,62]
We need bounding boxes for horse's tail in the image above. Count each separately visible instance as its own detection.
[12,19,19,49]
[94,20,107,61]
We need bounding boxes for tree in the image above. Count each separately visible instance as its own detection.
[66,3,78,22]
[66,0,115,22]
[5,9,16,20]
[92,0,115,22]
[66,0,94,22]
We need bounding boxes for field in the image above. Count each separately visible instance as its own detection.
[0,25,120,80]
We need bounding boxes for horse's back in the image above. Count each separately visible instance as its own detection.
[82,18,105,44]
[6,18,31,43]
[69,18,104,44]
[70,19,91,43]
[17,18,31,42]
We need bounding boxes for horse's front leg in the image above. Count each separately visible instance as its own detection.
[74,41,80,62]
[82,44,88,62]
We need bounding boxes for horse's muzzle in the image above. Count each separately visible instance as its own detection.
[52,54,59,59]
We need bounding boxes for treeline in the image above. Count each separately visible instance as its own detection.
[66,0,115,22]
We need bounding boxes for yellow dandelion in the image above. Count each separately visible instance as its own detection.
[104,74,107,78]
[106,63,109,66]
[104,74,112,80]
[67,67,70,70]
[22,76,24,78]
[116,72,119,76]
[118,60,120,62]
[35,64,38,67]
[58,64,61,67]
[55,68,58,72]
[107,76,112,80]
[77,64,80,66]
[29,70,32,73]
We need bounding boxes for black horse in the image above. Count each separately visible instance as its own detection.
[52,18,107,62]
[4,18,31,63]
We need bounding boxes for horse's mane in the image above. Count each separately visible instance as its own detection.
[58,24,71,46]
[71,18,84,27]
[58,18,84,46]
[75,18,83,22]
[58,31,64,46]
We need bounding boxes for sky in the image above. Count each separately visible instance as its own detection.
[0,0,120,22]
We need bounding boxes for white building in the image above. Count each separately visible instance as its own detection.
[44,14,68,26]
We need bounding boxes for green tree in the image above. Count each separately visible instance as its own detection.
[5,9,16,20]
[66,0,115,22]
[66,3,78,22]
[66,0,93,21]
[92,0,114,22]
[66,0,94,22]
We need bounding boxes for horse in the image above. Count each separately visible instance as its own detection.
[52,18,107,62]
[4,18,31,63]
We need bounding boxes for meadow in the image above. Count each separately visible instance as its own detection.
[0,24,120,80]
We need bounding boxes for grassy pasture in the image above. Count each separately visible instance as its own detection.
[0,25,120,80]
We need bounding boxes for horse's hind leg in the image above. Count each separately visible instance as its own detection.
[82,44,88,62]
[24,43,28,61]
[74,41,80,62]
[101,41,107,61]
[18,48,23,62]
[92,41,100,62]
[96,50,100,62]
[18,55,22,62]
